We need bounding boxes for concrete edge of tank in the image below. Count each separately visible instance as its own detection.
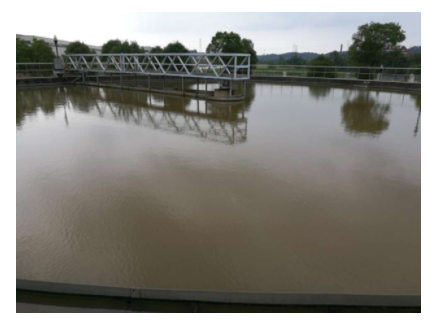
[16,279,421,308]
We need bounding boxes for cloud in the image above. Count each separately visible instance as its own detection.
[15,12,421,54]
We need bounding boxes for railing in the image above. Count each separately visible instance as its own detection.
[62,53,251,80]
[16,62,421,84]
[16,63,54,78]
[251,65,421,83]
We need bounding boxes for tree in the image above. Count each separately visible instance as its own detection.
[277,56,286,65]
[102,39,122,53]
[16,38,33,62]
[381,50,408,67]
[30,38,55,62]
[65,41,95,54]
[307,55,335,78]
[287,54,307,66]
[349,22,406,66]
[328,51,347,66]
[206,32,258,65]
[150,46,163,53]
[309,55,334,66]
[408,53,421,68]
[163,41,188,53]
[240,38,258,65]
[129,41,144,53]
[207,32,242,53]
[102,39,145,54]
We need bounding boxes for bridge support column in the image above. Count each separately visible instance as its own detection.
[182,78,184,95]
[197,78,199,98]
[148,75,151,92]
[205,79,207,96]
[229,80,233,97]
[243,80,246,96]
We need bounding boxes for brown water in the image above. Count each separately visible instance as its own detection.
[16,84,421,295]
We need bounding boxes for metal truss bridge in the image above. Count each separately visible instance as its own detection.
[62,53,251,80]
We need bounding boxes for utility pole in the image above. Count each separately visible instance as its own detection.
[199,38,202,52]
[53,35,59,58]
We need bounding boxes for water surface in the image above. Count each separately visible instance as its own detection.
[16,83,421,295]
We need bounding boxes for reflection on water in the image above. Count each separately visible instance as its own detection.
[341,91,391,136]
[16,87,62,127]
[17,86,252,145]
[309,86,332,101]
[411,94,421,137]
[17,83,420,295]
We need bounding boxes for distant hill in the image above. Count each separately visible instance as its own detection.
[258,46,420,63]
[408,46,421,54]
[258,52,319,62]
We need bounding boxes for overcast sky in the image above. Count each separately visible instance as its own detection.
[16,12,421,54]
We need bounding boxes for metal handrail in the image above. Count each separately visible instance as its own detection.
[251,64,421,83]
[65,53,251,57]
[16,63,55,78]
[16,63,54,65]
[252,64,421,70]
[16,62,421,83]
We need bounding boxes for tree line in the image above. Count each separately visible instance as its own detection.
[68,33,258,64]
[16,31,258,65]
[16,23,419,69]
[260,22,420,69]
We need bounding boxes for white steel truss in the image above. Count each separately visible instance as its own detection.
[62,53,251,80]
